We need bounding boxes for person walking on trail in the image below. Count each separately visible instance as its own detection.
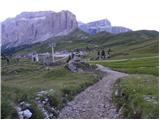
[96,50,100,60]
[101,49,106,60]
[107,48,111,58]
[2,53,10,64]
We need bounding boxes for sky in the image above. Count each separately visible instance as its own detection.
[0,0,159,31]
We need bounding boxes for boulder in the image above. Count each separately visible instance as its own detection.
[66,59,94,72]
[18,108,32,119]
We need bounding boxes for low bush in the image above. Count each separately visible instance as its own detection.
[1,100,18,119]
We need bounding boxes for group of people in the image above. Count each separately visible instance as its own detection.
[66,48,111,62]
[96,48,111,60]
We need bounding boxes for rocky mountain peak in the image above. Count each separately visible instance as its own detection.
[2,10,78,48]
[78,19,131,34]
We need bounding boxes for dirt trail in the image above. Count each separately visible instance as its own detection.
[58,64,128,119]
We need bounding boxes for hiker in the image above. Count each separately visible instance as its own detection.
[17,57,20,62]
[107,48,111,58]
[96,50,100,60]
[86,46,90,51]
[6,57,10,64]
[2,53,10,64]
[33,57,36,62]
[101,49,106,59]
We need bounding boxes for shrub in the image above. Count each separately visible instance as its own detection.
[1,100,18,119]
[30,101,43,119]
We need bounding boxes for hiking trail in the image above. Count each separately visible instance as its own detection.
[58,64,128,119]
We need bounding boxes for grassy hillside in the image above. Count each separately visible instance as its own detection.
[2,29,90,55]
[89,56,159,76]
[113,74,158,118]
[85,30,159,59]
[2,29,158,60]
[1,29,159,119]
[89,57,159,118]
[1,58,101,118]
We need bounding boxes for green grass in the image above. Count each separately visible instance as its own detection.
[1,58,101,118]
[113,75,159,118]
[89,56,159,118]
[1,29,159,119]
[83,30,158,60]
[3,30,158,60]
[89,57,159,76]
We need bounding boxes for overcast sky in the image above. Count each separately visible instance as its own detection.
[0,0,159,31]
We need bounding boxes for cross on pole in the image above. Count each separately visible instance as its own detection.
[49,43,56,63]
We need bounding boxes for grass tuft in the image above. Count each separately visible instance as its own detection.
[113,75,159,119]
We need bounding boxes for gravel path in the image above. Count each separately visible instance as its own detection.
[58,64,128,119]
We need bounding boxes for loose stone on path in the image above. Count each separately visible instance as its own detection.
[58,64,128,119]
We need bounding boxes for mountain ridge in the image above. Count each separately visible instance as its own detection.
[2,10,133,49]
[2,10,78,48]
[78,19,132,34]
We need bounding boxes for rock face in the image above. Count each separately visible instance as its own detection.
[2,10,78,48]
[111,26,132,34]
[78,19,131,34]
[78,19,112,34]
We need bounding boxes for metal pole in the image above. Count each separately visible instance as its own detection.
[52,44,55,63]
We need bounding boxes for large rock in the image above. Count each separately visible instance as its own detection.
[65,52,95,72]
[22,109,32,119]
[2,10,78,48]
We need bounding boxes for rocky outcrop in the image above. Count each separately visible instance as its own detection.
[35,89,60,119]
[78,19,111,34]
[2,10,78,48]
[78,19,131,34]
[16,101,33,119]
[65,51,95,72]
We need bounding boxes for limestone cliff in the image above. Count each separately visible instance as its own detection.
[2,10,78,48]
[78,19,131,34]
